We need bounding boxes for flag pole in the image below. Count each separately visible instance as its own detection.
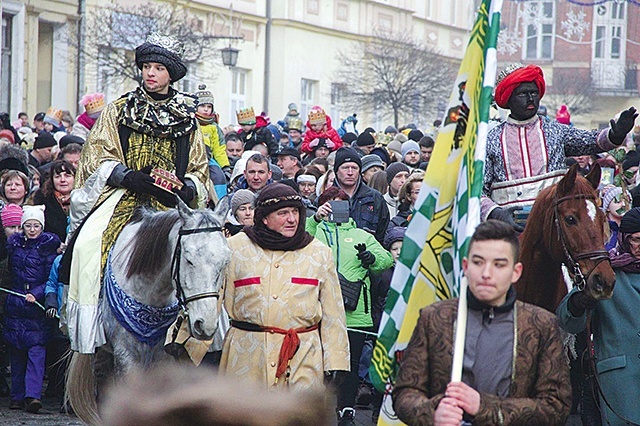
[451,276,468,381]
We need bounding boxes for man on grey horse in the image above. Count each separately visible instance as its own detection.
[483,63,637,231]
[65,33,210,354]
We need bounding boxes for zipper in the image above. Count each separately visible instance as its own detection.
[363,282,369,314]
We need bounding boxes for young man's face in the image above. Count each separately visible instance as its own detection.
[142,62,171,95]
[289,129,301,141]
[421,146,433,162]
[463,239,522,307]
[389,171,409,196]
[404,151,421,167]
[244,160,271,191]
[226,140,244,158]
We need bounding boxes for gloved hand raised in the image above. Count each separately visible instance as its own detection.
[173,178,195,204]
[355,243,376,269]
[567,291,598,317]
[487,206,524,232]
[609,106,639,145]
[121,166,178,207]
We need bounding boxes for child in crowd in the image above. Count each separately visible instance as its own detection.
[301,106,343,154]
[195,85,230,201]
[5,205,60,413]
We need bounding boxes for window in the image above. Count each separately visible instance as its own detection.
[300,79,316,121]
[230,69,247,124]
[592,2,626,61]
[594,26,605,58]
[330,83,345,122]
[611,26,621,59]
[1,14,12,114]
[522,1,554,60]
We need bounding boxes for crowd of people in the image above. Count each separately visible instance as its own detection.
[0,31,638,426]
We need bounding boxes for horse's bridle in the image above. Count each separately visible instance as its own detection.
[170,225,223,309]
[553,194,610,291]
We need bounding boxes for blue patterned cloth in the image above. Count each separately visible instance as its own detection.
[104,253,179,346]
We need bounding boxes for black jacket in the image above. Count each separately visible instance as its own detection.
[336,178,389,244]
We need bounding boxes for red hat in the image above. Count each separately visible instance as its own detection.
[556,105,571,125]
[494,64,546,109]
[0,130,14,144]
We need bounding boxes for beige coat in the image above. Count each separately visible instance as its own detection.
[220,233,350,390]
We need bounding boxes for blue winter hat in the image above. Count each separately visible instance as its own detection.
[384,226,406,250]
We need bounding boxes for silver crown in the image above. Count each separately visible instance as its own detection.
[146,32,184,59]
[496,62,525,86]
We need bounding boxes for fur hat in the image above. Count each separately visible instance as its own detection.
[1,203,22,227]
[386,162,410,184]
[135,32,187,82]
[21,204,45,227]
[195,84,215,106]
[334,148,362,172]
[401,141,421,160]
[361,154,384,173]
[33,132,57,150]
[231,189,256,215]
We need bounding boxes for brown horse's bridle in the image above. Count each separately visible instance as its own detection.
[552,194,610,291]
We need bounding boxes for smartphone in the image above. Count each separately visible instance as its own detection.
[328,200,350,223]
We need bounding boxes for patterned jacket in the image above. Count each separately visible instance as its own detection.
[393,299,571,425]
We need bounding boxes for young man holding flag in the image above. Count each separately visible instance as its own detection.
[392,220,571,425]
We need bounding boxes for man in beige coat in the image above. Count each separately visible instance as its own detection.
[220,183,350,390]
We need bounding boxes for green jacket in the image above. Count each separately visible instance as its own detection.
[306,217,393,327]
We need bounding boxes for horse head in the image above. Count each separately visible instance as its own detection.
[175,197,232,340]
[551,163,615,300]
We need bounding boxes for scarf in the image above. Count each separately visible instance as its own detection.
[195,112,216,126]
[609,233,640,273]
[243,219,314,252]
[119,87,197,139]
[76,112,96,130]
[54,191,71,214]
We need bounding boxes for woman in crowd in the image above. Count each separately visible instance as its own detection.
[306,187,393,425]
[1,170,29,207]
[600,185,632,251]
[389,171,424,229]
[224,189,256,237]
[32,160,75,242]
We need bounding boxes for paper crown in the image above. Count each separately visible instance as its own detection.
[81,93,106,115]
[287,117,303,132]
[236,107,256,125]
[146,32,184,59]
[308,107,326,125]
[44,107,63,126]
[195,84,215,106]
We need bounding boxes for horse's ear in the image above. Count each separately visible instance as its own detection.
[585,163,602,190]
[212,195,230,225]
[177,197,194,222]
[557,164,579,195]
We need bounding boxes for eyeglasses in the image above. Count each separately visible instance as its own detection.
[628,236,640,246]
[23,223,42,230]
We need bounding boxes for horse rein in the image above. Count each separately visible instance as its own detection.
[552,194,610,291]
[170,225,223,309]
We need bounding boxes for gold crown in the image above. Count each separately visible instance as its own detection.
[44,107,63,124]
[308,108,326,125]
[81,93,106,115]
[236,107,256,125]
[287,117,303,132]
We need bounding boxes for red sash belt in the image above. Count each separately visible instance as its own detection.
[231,320,319,382]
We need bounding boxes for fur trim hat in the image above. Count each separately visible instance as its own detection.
[21,204,45,227]
[135,32,187,82]
[1,203,22,227]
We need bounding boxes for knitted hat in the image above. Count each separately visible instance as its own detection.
[1,204,22,227]
[33,132,57,150]
[21,204,45,227]
[370,147,390,166]
[401,141,420,160]
[394,133,408,143]
[383,226,406,250]
[361,154,384,173]
[623,150,640,171]
[388,140,402,156]
[334,148,362,172]
[556,105,571,125]
[356,131,376,147]
[135,32,187,82]
[231,189,256,215]
[600,186,629,213]
[341,132,357,145]
[408,129,424,142]
[384,126,398,134]
[195,84,214,106]
[620,207,640,234]
[386,162,410,184]
[0,130,14,144]
[43,107,63,127]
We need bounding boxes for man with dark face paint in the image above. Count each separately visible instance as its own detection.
[483,63,638,231]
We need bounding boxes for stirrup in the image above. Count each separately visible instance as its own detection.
[338,407,356,418]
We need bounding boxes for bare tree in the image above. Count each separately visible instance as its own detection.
[333,31,457,129]
[542,73,597,117]
[65,1,229,90]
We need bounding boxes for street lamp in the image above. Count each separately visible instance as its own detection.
[220,46,240,68]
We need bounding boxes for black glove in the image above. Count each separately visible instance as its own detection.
[222,166,232,182]
[355,243,376,269]
[488,206,524,232]
[609,106,639,145]
[173,178,195,204]
[567,291,598,317]
[121,166,178,207]
[46,308,57,319]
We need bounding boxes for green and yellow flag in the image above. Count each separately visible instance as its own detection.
[369,1,503,424]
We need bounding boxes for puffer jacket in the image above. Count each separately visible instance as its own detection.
[306,218,393,328]
[334,179,390,244]
[4,231,60,349]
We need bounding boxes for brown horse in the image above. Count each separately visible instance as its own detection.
[515,163,616,312]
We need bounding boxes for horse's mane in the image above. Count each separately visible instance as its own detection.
[536,171,598,210]
[125,207,219,279]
